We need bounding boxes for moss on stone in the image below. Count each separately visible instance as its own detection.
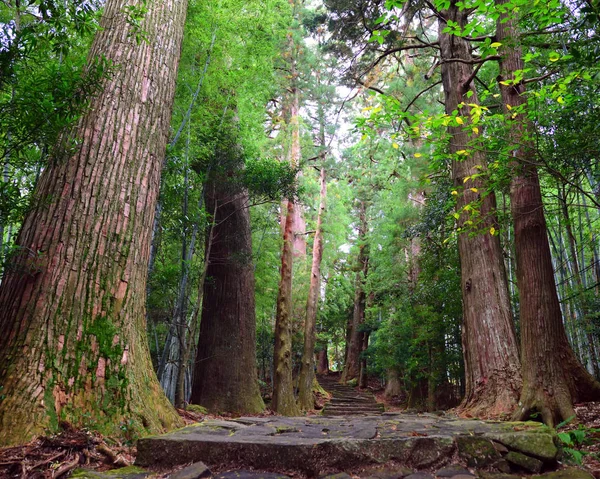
[485,432,558,461]
[185,404,208,414]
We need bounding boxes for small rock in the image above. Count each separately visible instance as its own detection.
[215,472,290,479]
[456,436,501,468]
[485,432,557,462]
[319,474,352,479]
[478,473,524,479]
[451,476,477,479]
[435,465,473,477]
[532,467,595,479]
[491,459,512,474]
[360,466,413,478]
[169,462,211,479]
[405,474,434,479]
[505,451,543,473]
[491,442,509,454]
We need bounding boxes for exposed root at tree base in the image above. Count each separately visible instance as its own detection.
[0,422,135,478]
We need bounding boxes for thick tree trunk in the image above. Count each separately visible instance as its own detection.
[298,168,327,410]
[438,3,521,417]
[317,343,329,375]
[342,200,368,384]
[384,369,402,399]
[0,0,186,446]
[496,1,600,426]
[190,168,264,414]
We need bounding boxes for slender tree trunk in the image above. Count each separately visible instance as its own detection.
[273,72,301,414]
[342,200,368,383]
[559,186,600,378]
[0,0,187,446]
[496,1,600,426]
[358,331,369,389]
[298,168,327,410]
[439,2,521,417]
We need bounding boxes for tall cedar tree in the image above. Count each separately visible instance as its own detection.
[273,87,302,415]
[190,122,265,414]
[341,199,369,383]
[438,1,521,416]
[495,0,600,425]
[0,0,186,445]
[297,167,327,410]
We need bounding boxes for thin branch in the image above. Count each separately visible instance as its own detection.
[405,80,442,113]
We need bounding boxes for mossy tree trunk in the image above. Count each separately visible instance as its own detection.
[273,84,301,415]
[189,127,264,414]
[495,0,600,426]
[0,0,187,446]
[438,2,522,417]
[297,167,327,411]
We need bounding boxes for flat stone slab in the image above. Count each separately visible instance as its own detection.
[136,415,556,476]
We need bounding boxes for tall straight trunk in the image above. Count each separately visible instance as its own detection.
[358,331,369,389]
[342,200,368,383]
[297,167,327,410]
[0,0,186,446]
[272,77,301,414]
[438,2,521,417]
[496,1,600,425]
[559,185,600,378]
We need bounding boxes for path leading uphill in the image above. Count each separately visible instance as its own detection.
[319,375,385,417]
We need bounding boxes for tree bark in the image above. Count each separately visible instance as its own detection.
[438,2,522,417]
[317,342,329,375]
[495,0,600,426]
[272,79,301,415]
[342,200,368,384]
[190,157,264,414]
[384,368,402,399]
[297,168,327,410]
[0,0,186,446]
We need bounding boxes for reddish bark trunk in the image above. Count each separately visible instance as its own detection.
[298,168,327,410]
[317,344,329,375]
[496,1,600,426]
[272,78,301,415]
[438,2,521,417]
[0,0,186,446]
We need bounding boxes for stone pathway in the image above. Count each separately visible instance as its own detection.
[319,376,384,417]
[129,414,590,478]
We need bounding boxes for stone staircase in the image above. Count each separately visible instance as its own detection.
[318,374,385,416]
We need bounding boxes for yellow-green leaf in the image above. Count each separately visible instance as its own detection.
[557,96,564,104]
[414,152,422,157]
[451,190,458,195]
[490,42,502,48]
[456,116,464,125]
[490,226,496,235]
[472,127,479,134]
[470,188,478,193]
[392,142,399,149]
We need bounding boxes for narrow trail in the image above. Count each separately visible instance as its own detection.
[318,375,385,416]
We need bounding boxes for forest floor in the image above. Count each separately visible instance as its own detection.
[0,386,599,479]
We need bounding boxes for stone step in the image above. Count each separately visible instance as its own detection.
[323,407,384,414]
